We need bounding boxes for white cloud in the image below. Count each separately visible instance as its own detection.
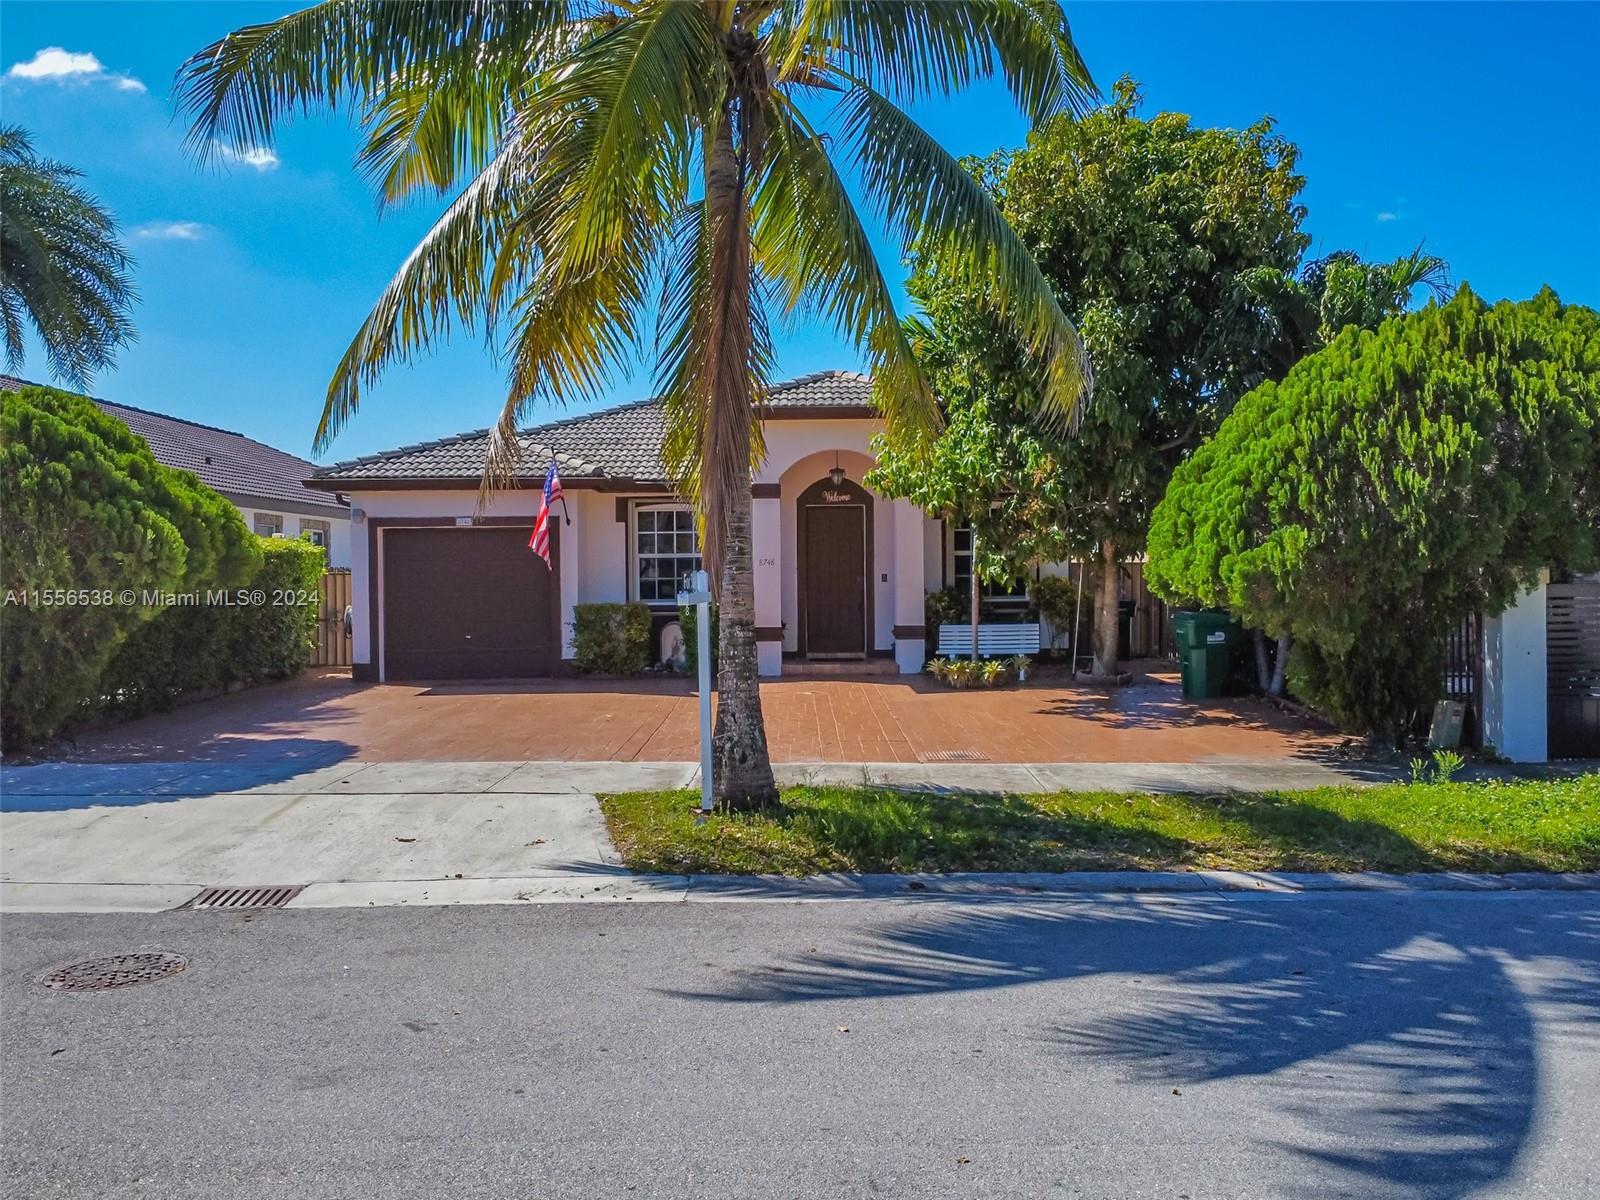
[5,46,145,93]
[216,143,280,172]
[134,221,209,241]
[1376,211,1400,222]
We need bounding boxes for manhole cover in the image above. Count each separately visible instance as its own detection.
[184,885,303,910]
[41,952,187,992]
[918,750,991,763]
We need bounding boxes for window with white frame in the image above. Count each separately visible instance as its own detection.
[253,513,283,538]
[634,505,701,603]
[950,523,1030,603]
[298,518,330,548]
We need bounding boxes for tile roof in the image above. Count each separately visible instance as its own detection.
[312,369,875,485]
[1,373,348,512]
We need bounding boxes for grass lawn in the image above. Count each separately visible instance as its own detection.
[599,776,1600,877]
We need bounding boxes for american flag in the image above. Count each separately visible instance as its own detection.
[529,460,563,567]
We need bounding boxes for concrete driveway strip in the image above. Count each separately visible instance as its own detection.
[2,759,664,913]
[3,892,1597,1199]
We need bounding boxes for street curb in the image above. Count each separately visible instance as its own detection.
[672,869,1600,901]
[212,867,1600,909]
[6,871,1594,914]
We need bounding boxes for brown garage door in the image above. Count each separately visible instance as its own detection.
[382,526,559,680]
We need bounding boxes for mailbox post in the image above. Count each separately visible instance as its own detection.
[676,569,714,813]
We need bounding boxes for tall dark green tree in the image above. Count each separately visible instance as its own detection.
[176,1,1096,807]
[1,385,258,746]
[1222,245,1452,691]
[0,126,137,387]
[874,80,1307,675]
[1146,288,1600,744]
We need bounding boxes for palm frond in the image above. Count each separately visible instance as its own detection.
[317,114,559,453]
[833,76,1091,429]
[354,64,521,207]
[537,0,724,277]
[772,0,1095,121]
[0,125,136,384]
[471,2,725,496]
[1385,243,1451,303]
[174,0,571,158]
[754,91,939,437]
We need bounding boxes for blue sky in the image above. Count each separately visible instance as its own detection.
[3,1,1596,463]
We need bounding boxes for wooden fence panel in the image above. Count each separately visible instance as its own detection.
[1123,561,1175,660]
[313,568,352,668]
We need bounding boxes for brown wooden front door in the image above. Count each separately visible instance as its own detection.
[382,526,560,679]
[803,504,867,656]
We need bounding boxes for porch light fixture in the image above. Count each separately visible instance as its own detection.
[829,454,845,487]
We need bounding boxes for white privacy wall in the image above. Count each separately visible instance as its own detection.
[1481,573,1550,762]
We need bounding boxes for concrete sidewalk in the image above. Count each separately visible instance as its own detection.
[0,754,1441,915]
[2,753,1393,800]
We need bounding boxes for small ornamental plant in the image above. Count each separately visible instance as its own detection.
[927,656,1026,689]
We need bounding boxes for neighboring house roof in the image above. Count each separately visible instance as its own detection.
[310,369,875,488]
[1,373,348,513]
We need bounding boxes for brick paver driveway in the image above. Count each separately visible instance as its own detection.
[63,665,1337,765]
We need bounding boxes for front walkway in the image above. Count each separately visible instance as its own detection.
[55,664,1339,766]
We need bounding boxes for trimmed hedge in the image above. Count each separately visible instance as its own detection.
[571,601,653,675]
[98,537,325,718]
[1,384,259,746]
[680,602,718,675]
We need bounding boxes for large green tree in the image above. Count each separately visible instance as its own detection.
[875,80,1307,675]
[865,298,1077,661]
[0,126,137,387]
[1146,288,1600,744]
[176,0,1096,807]
[1225,245,1451,692]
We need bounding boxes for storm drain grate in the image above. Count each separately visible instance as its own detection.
[42,952,187,992]
[184,885,304,910]
[918,750,991,763]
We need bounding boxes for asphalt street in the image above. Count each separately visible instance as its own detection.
[4,891,1597,1199]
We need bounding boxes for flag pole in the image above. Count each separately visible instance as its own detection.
[552,455,572,526]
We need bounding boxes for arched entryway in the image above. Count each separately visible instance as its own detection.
[796,474,873,657]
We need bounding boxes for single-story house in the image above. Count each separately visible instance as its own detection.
[310,370,1066,682]
[1,374,353,567]
[306,367,1594,764]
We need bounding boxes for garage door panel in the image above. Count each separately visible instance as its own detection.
[382,526,558,680]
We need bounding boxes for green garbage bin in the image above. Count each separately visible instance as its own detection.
[1170,611,1237,699]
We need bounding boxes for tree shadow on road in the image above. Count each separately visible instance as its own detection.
[666,896,1600,1199]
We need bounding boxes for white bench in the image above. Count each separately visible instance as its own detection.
[936,623,1042,658]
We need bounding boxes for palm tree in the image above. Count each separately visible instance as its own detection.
[176,1,1096,806]
[0,126,137,387]
[1244,244,1451,380]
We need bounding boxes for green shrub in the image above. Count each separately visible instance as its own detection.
[680,602,719,675]
[924,586,967,630]
[1028,574,1079,649]
[571,602,652,675]
[1148,288,1600,743]
[0,385,259,745]
[96,536,324,719]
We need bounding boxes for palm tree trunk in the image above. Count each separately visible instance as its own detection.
[1091,539,1119,677]
[704,102,776,810]
[714,485,775,805]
